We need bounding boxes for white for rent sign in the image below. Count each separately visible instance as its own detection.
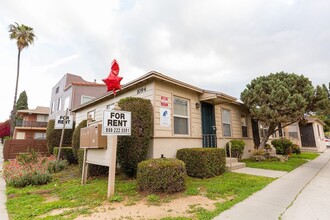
[54,115,73,129]
[102,110,131,135]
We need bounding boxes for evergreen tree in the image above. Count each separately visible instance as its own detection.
[241,72,315,148]
[15,90,29,127]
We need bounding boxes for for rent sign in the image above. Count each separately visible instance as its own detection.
[102,110,131,135]
[54,115,73,129]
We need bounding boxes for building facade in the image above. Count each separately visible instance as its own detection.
[49,73,107,120]
[72,72,255,159]
[13,106,49,140]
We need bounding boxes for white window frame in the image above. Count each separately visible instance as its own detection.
[81,95,95,105]
[173,96,190,135]
[241,114,248,138]
[87,109,96,121]
[57,97,62,111]
[222,108,232,137]
[64,97,70,110]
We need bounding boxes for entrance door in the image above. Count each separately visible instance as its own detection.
[299,124,316,147]
[201,102,217,148]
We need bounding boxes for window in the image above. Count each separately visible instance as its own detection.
[288,125,299,139]
[51,102,55,113]
[259,124,268,138]
[106,103,114,110]
[241,115,248,137]
[87,110,95,121]
[57,97,62,111]
[34,133,46,140]
[37,115,48,122]
[64,97,70,110]
[55,86,59,94]
[81,95,95,105]
[173,97,189,135]
[222,109,231,137]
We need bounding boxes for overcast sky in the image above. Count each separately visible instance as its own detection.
[1,0,329,122]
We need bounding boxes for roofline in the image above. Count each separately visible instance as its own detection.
[72,71,204,112]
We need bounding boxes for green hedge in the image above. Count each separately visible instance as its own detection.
[77,149,108,176]
[137,158,186,193]
[72,120,87,158]
[46,119,75,154]
[271,138,293,155]
[53,147,76,164]
[225,139,245,161]
[117,97,153,177]
[176,148,226,178]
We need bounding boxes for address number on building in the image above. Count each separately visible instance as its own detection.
[102,110,131,136]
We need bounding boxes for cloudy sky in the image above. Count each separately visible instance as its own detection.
[0,0,329,122]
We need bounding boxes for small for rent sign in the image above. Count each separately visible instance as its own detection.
[102,110,131,135]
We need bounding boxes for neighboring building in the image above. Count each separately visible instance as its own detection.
[72,71,255,159]
[299,117,327,152]
[13,106,49,140]
[49,73,107,120]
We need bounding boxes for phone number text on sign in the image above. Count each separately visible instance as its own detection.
[102,110,131,136]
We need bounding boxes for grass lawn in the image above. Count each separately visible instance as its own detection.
[6,166,273,220]
[242,152,319,172]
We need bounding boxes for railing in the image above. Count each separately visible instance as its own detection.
[202,134,217,148]
[16,120,48,128]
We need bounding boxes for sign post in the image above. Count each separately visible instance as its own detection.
[57,108,70,161]
[81,104,131,199]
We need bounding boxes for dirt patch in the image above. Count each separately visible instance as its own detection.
[43,195,60,203]
[75,195,225,220]
[38,208,73,219]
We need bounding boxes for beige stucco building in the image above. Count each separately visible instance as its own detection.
[72,71,255,159]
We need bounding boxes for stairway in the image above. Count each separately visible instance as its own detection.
[226,157,246,171]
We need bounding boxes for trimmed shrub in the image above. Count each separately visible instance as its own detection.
[176,148,226,178]
[271,138,293,155]
[46,119,75,154]
[225,140,245,161]
[77,148,108,176]
[53,147,76,164]
[117,97,153,177]
[72,120,87,158]
[137,158,186,193]
[292,144,301,155]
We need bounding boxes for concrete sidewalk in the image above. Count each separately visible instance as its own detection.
[214,149,330,220]
[0,143,9,220]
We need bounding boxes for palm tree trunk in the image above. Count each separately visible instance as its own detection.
[10,49,21,137]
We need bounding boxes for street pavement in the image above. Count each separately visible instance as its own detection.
[214,149,330,220]
[0,143,9,220]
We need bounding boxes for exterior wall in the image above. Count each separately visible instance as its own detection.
[312,121,326,152]
[150,80,202,158]
[75,81,155,127]
[49,76,73,119]
[72,86,107,113]
[214,103,254,159]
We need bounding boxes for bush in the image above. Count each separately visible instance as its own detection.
[176,148,226,178]
[46,119,75,154]
[137,158,186,193]
[117,97,153,177]
[250,149,267,162]
[3,154,67,188]
[271,138,293,155]
[77,149,108,176]
[292,144,301,155]
[53,147,77,164]
[226,139,245,160]
[72,120,87,158]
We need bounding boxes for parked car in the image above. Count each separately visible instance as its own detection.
[325,137,330,147]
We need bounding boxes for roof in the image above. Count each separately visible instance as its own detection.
[16,106,50,115]
[70,81,106,87]
[71,71,237,112]
[306,116,326,126]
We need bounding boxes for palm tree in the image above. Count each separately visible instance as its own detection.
[8,22,36,136]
